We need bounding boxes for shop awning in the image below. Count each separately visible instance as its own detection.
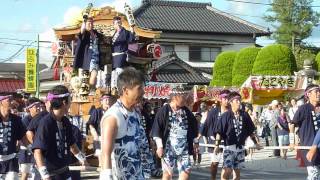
[0,79,24,93]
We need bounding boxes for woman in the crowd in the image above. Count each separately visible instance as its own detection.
[244,103,258,161]
[277,104,290,159]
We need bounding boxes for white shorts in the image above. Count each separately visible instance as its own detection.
[211,152,222,163]
[0,172,19,180]
[19,163,33,173]
[307,166,320,180]
[95,149,101,157]
[245,137,255,148]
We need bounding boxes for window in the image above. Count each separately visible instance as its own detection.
[161,45,174,54]
[189,46,221,62]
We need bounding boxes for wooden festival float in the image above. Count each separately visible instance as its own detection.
[52,4,162,166]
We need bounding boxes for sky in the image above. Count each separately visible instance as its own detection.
[0,0,320,66]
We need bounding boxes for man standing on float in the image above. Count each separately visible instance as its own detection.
[111,16,136,92]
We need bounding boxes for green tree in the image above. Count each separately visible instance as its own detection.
[210,51,237,87]
[315,52,320,71]
[232,47,260,87]
[294,46,316,70]
[252,44,296,75]
[264,0,319,47]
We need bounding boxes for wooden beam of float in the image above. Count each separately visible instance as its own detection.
[53,6,161,41]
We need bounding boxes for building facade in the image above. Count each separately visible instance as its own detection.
[134,0,270,77]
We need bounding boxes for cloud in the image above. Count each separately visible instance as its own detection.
[226,0,269,27]
[63,6,83,26]
[19,23,33,32]
[39,29,56,66]
[100,0,135,13]
[113,0,134,13]
[304,27,320,47]
[0,44,6,50]
[41,16,50,30]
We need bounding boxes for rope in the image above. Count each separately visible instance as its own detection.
[68,166,99,171]
[199,143,311,150]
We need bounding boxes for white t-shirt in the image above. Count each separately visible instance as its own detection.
[288,106,298,121]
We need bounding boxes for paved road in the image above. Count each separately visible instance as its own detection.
[81,148,307,179]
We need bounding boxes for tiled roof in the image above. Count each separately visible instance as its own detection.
[39,68,54,81]
[135,0,269,35]
[0,79,24,93]
[195,67,213,74]
[147,53,210,84]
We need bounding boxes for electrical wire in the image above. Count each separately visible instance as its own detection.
[0,37,33,42]
[0,41,34,63]
[0,41,51,48]
[223,0,320,7]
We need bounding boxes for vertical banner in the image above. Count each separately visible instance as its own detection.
[25,48,37,92]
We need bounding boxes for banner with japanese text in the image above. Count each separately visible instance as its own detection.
[242,76,305,90]
[25,48,37,92]
[193,85,240,102]
[144,82,184,99]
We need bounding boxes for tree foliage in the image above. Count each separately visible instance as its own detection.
[252,44,297,75]
[210,51,237,87]
[264,0,320,47]
[232,47,260,87]
[294,45,316,70]
[315,52,320,72]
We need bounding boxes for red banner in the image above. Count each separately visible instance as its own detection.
[144,82,184,99]
[193,86,239,102]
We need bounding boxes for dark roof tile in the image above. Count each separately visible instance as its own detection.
[147,53,210,84]
[135,0,269,35]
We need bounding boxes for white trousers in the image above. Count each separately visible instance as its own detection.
[111,68,124,89]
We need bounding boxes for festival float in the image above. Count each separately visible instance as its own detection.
[240,75,307,105]
[52,3,162,166]
[193,75,307,109]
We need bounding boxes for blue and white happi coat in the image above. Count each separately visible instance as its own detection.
[107,101,153,180]
[163,109,191,172]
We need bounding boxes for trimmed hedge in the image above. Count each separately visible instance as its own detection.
[210,51,237,86]
[315,52,320,72]
[252,44,296,75]
[232,47,260,86]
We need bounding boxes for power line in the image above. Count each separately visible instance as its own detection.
[0,41,34,63]
[223,0,320,7]
[223,0,272,6]
[0,41,51,48]
[223,11,265,18]
[0,37,34,42]
[0,37,54,43]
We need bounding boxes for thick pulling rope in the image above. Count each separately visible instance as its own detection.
[199,143,311,150]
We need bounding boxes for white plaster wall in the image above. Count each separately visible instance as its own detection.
[175,45,189,61]
[221,43,255,51]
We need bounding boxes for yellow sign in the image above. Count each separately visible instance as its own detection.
[25,48,37,92]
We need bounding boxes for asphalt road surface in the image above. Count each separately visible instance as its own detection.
[80,148,307,180]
